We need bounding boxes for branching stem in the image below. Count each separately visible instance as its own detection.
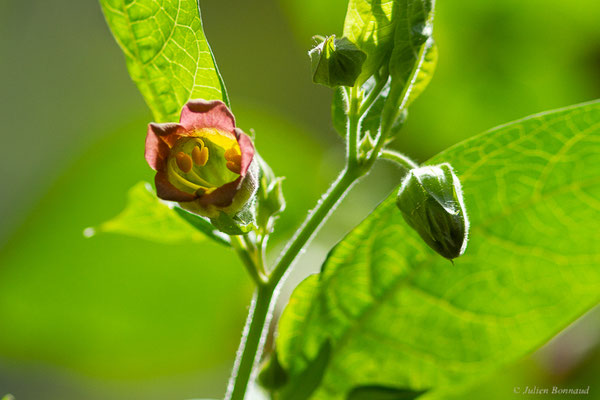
[226,86,366,400]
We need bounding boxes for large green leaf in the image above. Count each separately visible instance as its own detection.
[275,100,600,399]
[86,181,229,246]
[343,0,397,84]
[99,0,227,122]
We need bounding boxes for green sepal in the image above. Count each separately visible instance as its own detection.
[310,36,366,88]
[209,203,256,236]
[396,163,469,260]
[256,155,286,235]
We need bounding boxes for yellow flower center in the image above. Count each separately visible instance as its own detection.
[167,128,242,196]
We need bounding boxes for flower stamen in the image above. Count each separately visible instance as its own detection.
[192,144,209,166]
[224,145,242,174]
[176,152,193,173]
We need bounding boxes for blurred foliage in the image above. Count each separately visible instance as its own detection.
[0,102,330,398]
[0,0,599,399]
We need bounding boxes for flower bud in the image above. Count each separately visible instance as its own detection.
[309,35,366,88]
[256,155,286,234]
[144,100,259,233]
[396,163,469,260]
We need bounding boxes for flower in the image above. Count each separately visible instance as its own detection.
[144,99,259,219]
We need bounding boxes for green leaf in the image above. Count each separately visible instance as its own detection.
[404,42,437,107]
[258,350,289,391]
[343,0,397,85]
[87,181,211,244]
[279,341,332,400]
[173,207,231,246]
[332,81,409,140]
[347,386,427,400]
[361,81,408,138]
[99,0,228,122]
[276,100,600,399]
[382,0,435,131]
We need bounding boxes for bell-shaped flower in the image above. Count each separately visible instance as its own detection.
[145,100,259,220]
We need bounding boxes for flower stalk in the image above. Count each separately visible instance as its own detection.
[226,63,418,399]
[226,86,368,400]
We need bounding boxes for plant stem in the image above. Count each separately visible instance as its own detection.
[268,167,359,286]
[230,236,267,286]
[227,285,274,400]
[226,167,359,400]
[358,77,387,116]
[380,149,419,170]
[347,86,360,166]
[226,87,364,400]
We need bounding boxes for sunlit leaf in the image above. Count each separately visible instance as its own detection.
[279,341,332,400]
[404,42,437,107]
[276,101,600,399]
[382,0,435,130]
[343,0,397,85]
[86,181,209,244]
[99,0,228,122]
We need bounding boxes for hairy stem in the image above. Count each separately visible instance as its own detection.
[269,167,359,286]
[226,167,359,400]
[226,88,364,400]
[347,86,361,166]
[380,149,419,170]
[226,285,274,400]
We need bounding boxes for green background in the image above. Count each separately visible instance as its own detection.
[0,0,599,399]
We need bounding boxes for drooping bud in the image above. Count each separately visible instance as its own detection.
[396,163,469,260]
[309,35,366,88]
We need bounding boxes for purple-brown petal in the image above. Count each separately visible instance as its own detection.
[180,100,236,133]
[149,122,181,136]
[150,122,185,148]
[155,171,197,202]
[145,124,171,171]
[198,177,242,208]
[234,128,255,177]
